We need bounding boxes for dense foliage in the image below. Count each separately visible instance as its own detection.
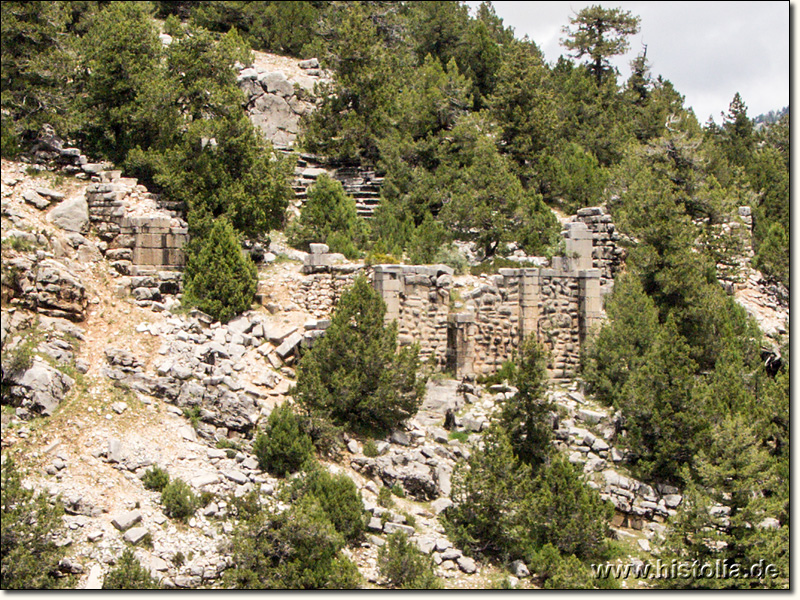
[287,173,367,258]
[445,341,614,586]
[103,549,161,589]
[161,478,198,521]
[1,457,71,589]
[225,490,361,589]
[253,402,315,477]
[183,217,258,323]
[378,532,443,589]
[294,276,426,434]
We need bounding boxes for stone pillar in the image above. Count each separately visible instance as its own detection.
[447,313,475,377]
[519,268,540,342]
[372,265,403,322]
[578,268,602,341]
[564,221,594,271]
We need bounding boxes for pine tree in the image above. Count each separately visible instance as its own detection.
[498,338,553,471]
[561,5,641,86]
[253,403,314,477]
[294,276,425,434]
[1,457,70,589]
[287,173,365,258]
[530,454,614,559]
[183,217,257,323]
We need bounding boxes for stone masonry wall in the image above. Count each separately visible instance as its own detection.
[573,206,627,292]
[85,170,188,302]
[291,220,604,381]
[373,265,453,367]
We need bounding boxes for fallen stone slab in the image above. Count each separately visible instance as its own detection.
[383,522,415,536]
[111,510,142,531]
[123,526,149,544]
[275,331,303,359]
[23,189,50,209]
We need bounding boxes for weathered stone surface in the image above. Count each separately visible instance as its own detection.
[7,257,88,321]
[123,526,149,544]
[431,498,453,514]
[23,189,50,209]
[383,522,415,535]
[48,196,88,232]
[3,359,73,417]
[111,510,142,531]
[510,560,530,578]
[457,555,477,574]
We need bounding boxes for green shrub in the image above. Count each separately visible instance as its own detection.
[225,494,361,589]
[447,431,468,443]
[183,217,257,324]
[302,467,366,544]
[161,478,197,521]
[378,486,394,508]
[0,115,21,159]
[253,403,315,477]
[1,457,71,589]
[103,548,161,589]
[378,532,443,589]
[363,439,379,457]
[391,483,405,498]
[142,466,170,492]
[433,243,469,274]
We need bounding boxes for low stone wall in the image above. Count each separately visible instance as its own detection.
[298,266,367,317]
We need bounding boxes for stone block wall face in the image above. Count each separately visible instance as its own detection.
[534,270,582,379]
[298,267,366,317]
[86,174,188,302]
[457,273,523,376]
[374,266,452,367]
[573,206,627,291]
[449,266,600,381]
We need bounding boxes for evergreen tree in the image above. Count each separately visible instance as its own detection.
[529,454,614,559]
[561,5,641,86]
[489,39,560,186]
[446,427,537,561]
[498,338,553,471]
[225,494,361,589]
[619,317,704,483]
[253,403,315,477]
[0,1,76,138]
[287,173,366,258]
[183,217,257,323]
[1,457,70,589]
[294,276,425,434]
[79,1,163,164]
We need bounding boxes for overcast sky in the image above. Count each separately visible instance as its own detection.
[468,1,790,124]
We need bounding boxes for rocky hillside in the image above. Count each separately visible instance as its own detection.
[2,158,700,589]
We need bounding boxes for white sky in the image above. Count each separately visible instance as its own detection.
[468,1,790,124]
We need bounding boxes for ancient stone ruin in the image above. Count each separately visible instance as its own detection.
[298,222,605,381]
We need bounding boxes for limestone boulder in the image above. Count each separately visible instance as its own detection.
[3,358,73,417]
[48,196,89,233]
